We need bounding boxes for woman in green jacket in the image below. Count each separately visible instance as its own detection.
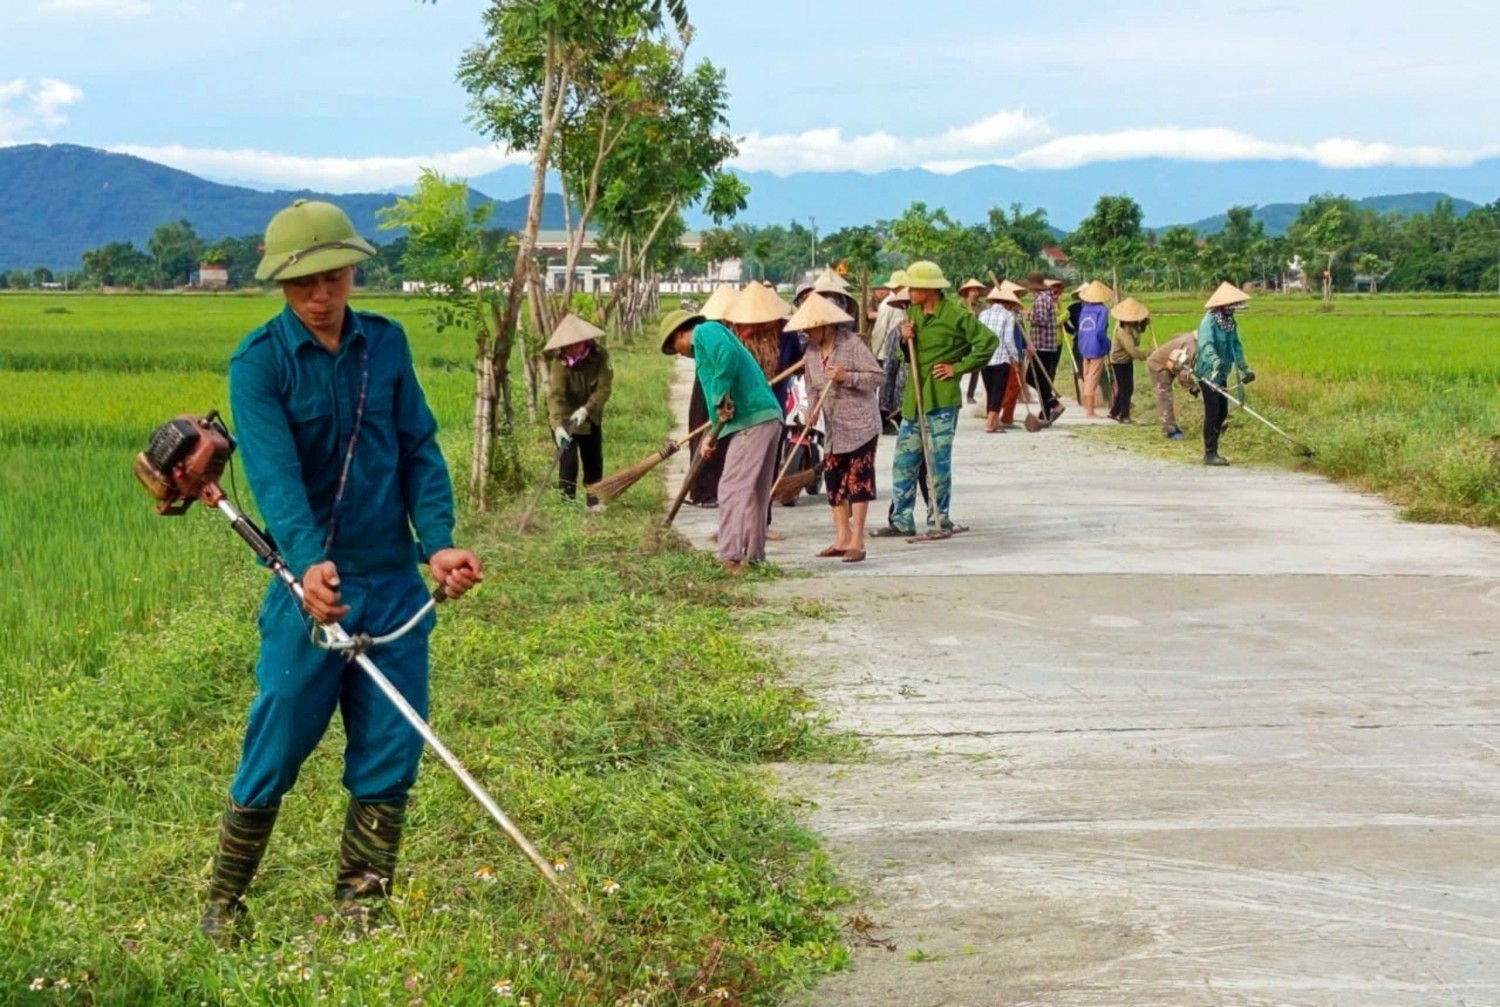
[1194,282,1255,466]
[546,314,614,509]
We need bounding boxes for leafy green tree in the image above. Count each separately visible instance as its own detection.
[81,240,153,288]
[1158,225,1200,290]
[147,219,202,288]
[379,169,522,508]
[1072,194,1146,288]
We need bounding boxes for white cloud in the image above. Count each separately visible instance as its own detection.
[0,77,85,143]
[734,108,1049,175]
[106,142,530,191]
[1001,127,1499,171]
[38,0,151,16]
[731,113,1500,175]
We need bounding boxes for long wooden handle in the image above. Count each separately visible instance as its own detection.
[771,378,835,490]
[665,417,725,527]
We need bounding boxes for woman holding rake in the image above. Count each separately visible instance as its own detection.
[791,293,883,564]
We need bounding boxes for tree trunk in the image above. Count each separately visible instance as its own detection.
[470,334,496,511]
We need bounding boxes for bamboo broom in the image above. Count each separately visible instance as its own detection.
[586,359,805,503]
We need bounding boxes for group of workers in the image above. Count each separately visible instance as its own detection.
[195,195,1257,944]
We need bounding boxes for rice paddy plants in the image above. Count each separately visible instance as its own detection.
[1,292,856,1005]
[1098,293,1500,526]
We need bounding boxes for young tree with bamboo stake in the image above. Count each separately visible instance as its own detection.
[449,0,690,506]
[378,171,523,507]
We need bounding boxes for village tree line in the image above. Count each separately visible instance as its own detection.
[7,191,1498,297]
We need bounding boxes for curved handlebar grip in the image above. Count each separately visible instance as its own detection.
[432,584,449,604]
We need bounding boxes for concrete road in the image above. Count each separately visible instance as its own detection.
[664,361,1500,1006]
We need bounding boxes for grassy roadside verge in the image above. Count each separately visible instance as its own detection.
[0,335,857,1005]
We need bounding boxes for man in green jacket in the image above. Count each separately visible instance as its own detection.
[661,309,784,573]
[877,261,998,540]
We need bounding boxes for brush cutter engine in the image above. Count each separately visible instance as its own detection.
[134,412,237,514]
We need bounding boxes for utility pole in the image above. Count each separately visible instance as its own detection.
[809,217,817,272]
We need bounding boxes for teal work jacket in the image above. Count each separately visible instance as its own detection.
[229,305,455,579]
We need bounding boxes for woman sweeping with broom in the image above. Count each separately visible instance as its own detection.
[545,314,613,511]
[660,308,784,575]
[790,293,883,564]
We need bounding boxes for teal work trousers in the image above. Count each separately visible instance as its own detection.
[229,568,434,809]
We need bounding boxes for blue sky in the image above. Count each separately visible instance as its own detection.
[2,0,1497,191]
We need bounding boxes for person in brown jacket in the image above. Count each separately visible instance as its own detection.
[1107,298,1152,423]
[1145,331,1200,440]
[546,314,613,511]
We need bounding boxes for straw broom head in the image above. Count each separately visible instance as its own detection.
[587,439,682,502]
[770,464,822,505]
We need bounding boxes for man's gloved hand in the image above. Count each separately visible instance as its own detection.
[569,406,590,427]
[554,425,572,449]
[1241,370,1256,385]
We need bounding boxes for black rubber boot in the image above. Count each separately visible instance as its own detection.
[1204,452,1230,467]
[199,800,279,948]
[334,799,407,928]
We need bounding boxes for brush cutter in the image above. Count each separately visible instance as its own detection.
[1198,377,1317,457]
[134,413,586,918]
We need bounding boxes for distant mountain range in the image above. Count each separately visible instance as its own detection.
[2,143,1497,271]
[0,144,564,271]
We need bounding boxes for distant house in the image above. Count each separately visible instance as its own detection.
[532,229,704,255]
[1040,246,1070,269]
[192,264,229,290]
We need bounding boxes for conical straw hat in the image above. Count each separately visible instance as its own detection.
[814,266,850,292]
[699,283,738,321]
[1110,297,1151,323]
[545,313,606,352]
[985,282,1025,305]
[958,277,987,293]
[1077,279,1116,304]
[723,280,792,324]
[784,292,854,333]
[1205,281,1251,310]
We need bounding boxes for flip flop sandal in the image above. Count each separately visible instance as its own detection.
[816,545,848,558]
[870,526,914,539]
[905,529,954,544]
[841,549,867,564]
[946,524,971,535]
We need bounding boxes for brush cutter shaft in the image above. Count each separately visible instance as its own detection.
[1199,377,1313,452]
[208,496,576,909]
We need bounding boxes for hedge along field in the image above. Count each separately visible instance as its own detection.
[1095,293,1500,527]
[0,292,855,1005]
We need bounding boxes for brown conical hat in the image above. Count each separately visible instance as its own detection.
[545,313,606,352]
[723,280,792,324]
[784,292,854,333]
[1110,297,1151,323]
[1205,281,1251,310]
[814,266,850,292]
[699,283,739,321]
[958,277,987,293]
[1078,279,1116,304]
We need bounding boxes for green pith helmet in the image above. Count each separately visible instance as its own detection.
[255,199,377,282]
[903,261,951,290]
[658,308,706,354]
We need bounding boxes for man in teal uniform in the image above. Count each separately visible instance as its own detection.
[202,200,483,943]
[660,309,783,573]
[878,261,997,540]
[1195,281,1256,466]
